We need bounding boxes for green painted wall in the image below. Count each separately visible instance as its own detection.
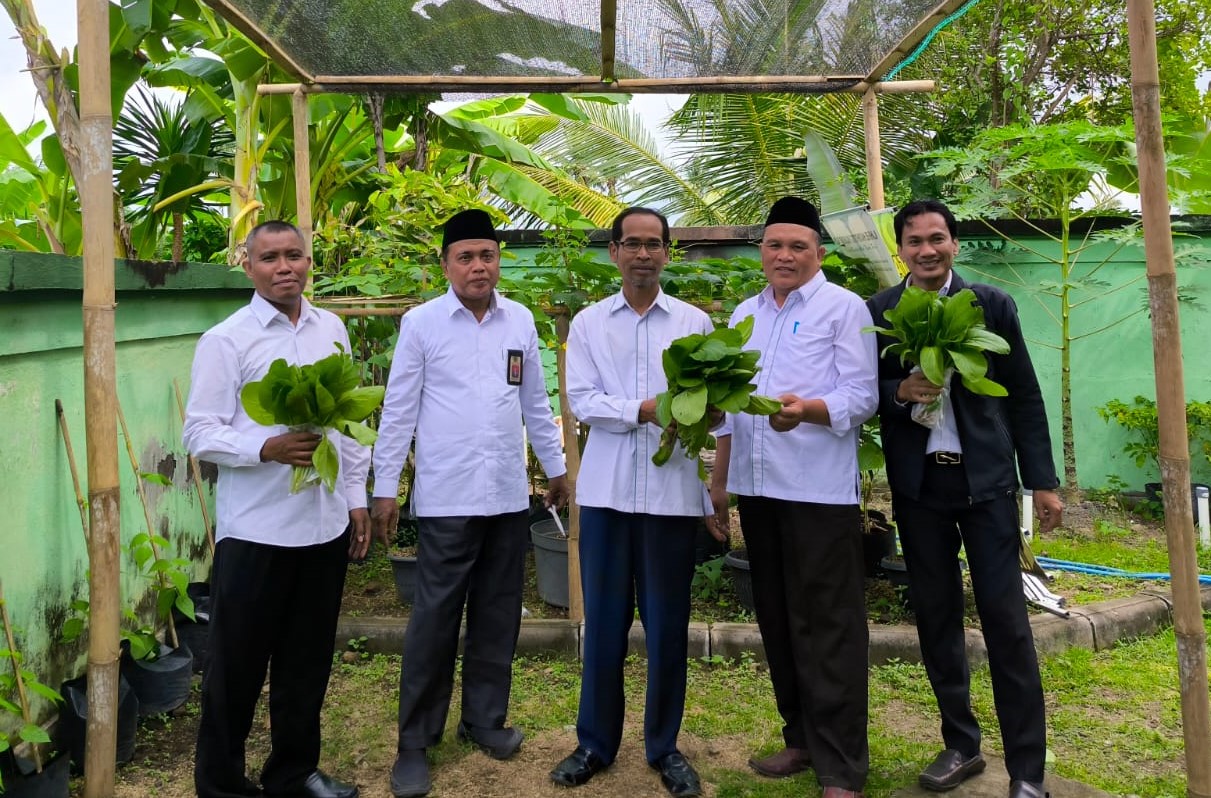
[1,223,1209,711]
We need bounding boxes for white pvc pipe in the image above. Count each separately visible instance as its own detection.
[1021,489,1034,541]
[1196,485,1210,548]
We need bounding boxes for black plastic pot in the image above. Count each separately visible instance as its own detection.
[693,519,728,565]
[1144,482,1210,523]
[723,548,755,613]
[861,510,897,577]
[1,751,70,798]
[57,673,139,774]
[121,642,194,717]
[173,582,212,674]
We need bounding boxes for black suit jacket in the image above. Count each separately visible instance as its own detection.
[866,270,1060,503]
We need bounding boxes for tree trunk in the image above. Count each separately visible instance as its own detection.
[1059,210,1079,500]
[172,212,184,262]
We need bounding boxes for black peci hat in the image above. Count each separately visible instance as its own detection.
[441,209,498,248]
[764,196,822,237]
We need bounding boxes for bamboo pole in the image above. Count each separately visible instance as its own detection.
[292,88,312,260]
[862,87,885,210]
[55,400,91,544]
[600,0,617,84]
[257,78,934,95]
[555,314,584,623]
[0,581,42,773]
[172,380,215,555]
[115,400,180,650]
[77,0,120,792]
[1127,1,1211,794]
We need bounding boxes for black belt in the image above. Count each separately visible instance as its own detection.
[929,451,962,465]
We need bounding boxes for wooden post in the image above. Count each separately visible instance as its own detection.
[862,87,885,210]
[1127,1,1211,794]
[292,87,312,261]
[77,0,120,794]
[555,314,583,622]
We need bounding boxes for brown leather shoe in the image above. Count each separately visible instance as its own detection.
[747,747,810,778]
[821,787,865,798]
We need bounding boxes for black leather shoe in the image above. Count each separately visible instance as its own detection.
[456,720,524,760]
[650,752,702,797]
[550,746,608,787]
[269,770,358,798]
[919,749,985,791]
[390,750,430,798]
[1009,780,1049,798]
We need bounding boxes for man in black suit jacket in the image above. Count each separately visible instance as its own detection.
[867,199,1063,798]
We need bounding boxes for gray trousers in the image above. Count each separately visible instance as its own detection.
[396,511,529,750]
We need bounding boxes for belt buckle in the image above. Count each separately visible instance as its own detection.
[934,451,961,465]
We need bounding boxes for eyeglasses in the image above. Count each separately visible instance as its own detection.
[615,239,667,253]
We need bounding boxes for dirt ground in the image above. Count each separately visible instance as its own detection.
[80,496,1173,797]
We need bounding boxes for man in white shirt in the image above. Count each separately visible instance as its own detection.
[709,197,878,798]
[549,207,722,798]
[184,220,370,798]
[370,209,569,798]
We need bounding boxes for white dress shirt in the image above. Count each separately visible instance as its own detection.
[371,289,566,516]
[722,272,879,504]
[183,293,370,547]
[567,290,713,517]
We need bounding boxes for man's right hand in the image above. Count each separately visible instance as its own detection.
[259,431,320,466]
[370,496,400,548]
[896,371,944,405]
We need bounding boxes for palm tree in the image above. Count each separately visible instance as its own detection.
[113,88,234,261]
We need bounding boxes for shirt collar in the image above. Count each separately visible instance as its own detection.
[607,289,670,316]
[906,270,955,296]
[441,286,499,319]
[249,292,318,328]
[756,269,827,309]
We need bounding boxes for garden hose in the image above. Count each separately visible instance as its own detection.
[1035,556,1211,586]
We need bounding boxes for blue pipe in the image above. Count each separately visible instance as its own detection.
[1035,556,1211,585]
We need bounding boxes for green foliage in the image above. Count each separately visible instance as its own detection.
[1097,395,1211,476]
[653,315,780,479]
[0,599,63,789]
[865,287,1011,395]
[240,350,384,493]
[691,555,728,604]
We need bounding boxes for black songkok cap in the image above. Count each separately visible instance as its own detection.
[764,196,822,237]
[442,209,498,248]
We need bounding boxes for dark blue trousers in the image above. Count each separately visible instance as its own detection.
[575,507,697,765]
[893,459,1046,783]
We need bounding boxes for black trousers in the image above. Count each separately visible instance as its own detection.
[194,530,350,798]
[738,496,869,792]
[396,511,528,750]
[892,459,1046,783]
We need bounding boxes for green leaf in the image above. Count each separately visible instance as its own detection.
[715,384,758,413]
[19,723,50,745]
[961,375,1009,397]
[175,592,196,623]
[337,420,378,447]
[139,471,172,486]
[949,347,990,382]
[966,327,1011,354]
[334,386,386,423]
[919,346,946,385]
[241,382,276,425]
[313,436,339,492]
[744,394,783,415]
[655,391,674,428]
[671,385,708,425]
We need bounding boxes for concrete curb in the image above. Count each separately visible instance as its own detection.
[335,585,1211,663]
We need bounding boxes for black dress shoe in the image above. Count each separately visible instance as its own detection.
[550,746,608,787]
[390,750,431,798]
[267,770,358,798]
[650,752,702,797]
[919,749,985,791]
[456,720,524,760]
[1009,779,1049,798]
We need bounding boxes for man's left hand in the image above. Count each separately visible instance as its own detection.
[1034,489,1064,534]
[348,507,371,561]
[770,395,806,432]
[544,475,571,513]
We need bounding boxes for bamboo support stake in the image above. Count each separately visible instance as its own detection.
[78,0,121,792]
[1127,0,1211,793]
[55,400,91,544]
[115,400,180,650]
[555,314,584,623]
[293,88,312,260]
[862,88,885,210]
[172,380,215,555]
[259,78,934,95]
[0,582,43,773]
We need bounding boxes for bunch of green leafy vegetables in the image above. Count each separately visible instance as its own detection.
[865,286,1011,396]
[241,348,384,493]
[654,315,782,480]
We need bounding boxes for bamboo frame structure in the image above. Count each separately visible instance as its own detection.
[862,88,885,210]
[0,580,43,774]
[257,78,935,96]
[78,0,120,793]
[172,380,216,555]
[1126,0,1211,791]
[55,400,91,545]
[555,314,584,622]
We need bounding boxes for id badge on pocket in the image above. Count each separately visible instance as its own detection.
[506,349,523,385]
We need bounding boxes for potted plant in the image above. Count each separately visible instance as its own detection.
[529,510,570,609]
[0,587,68,797]
[858,423,896,576]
